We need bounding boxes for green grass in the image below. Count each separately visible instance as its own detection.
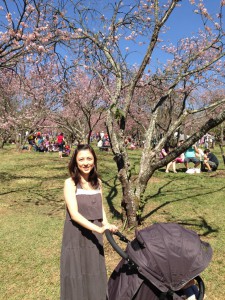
[0,145,224,299]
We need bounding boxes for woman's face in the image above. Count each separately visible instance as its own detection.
[76,149,95,177]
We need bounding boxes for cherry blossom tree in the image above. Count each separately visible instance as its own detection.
[0,0,67,147]
[50,68,108,144]
[0,54,64,148]
[51,0,225,226]
[0,0,62,69]
[0,69,19,147]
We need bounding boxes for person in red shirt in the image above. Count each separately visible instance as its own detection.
[57,132,65,158]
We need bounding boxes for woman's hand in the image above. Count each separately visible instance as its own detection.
[100,223,118,234]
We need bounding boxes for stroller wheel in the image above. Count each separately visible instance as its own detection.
[195,276,205,300]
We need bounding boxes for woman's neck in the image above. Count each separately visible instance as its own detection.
[80,175,89,183]
[80,177,94,190]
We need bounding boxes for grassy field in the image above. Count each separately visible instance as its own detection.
[0,145,224,299]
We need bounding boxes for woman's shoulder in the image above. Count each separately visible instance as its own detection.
[64,177,76,188]
[98,178,102,189]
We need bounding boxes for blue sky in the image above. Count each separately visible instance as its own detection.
[125,0,223,67]
[164,0,220,41]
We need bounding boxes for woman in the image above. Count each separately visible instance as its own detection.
[160,144,177,173]
[174,140,185,164]
[60,144,118,300]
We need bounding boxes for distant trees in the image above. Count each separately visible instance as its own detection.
[0,54,63,146]
[50,69,108,144]
[0,69,18,147]
[0,0,63,147]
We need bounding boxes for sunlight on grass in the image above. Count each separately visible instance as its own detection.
[0,145,225,299]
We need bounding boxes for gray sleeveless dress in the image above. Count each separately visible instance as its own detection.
[60,184,108,300]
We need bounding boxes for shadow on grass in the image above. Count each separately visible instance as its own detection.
[0,171,66,186]
[176,217,219,237]
[1,165,122,218]
[0,171,66,212]
[138,180,174,218]
[101,177,121,220]
[157,167,187,173]
[142,185,225,220]
[141,182,224,236]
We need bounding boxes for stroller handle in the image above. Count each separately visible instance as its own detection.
[105,229,129,260]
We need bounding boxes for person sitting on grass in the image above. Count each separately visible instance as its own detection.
[63,144,71,157]
[201,148,219,172]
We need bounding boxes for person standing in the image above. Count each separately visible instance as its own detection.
[57,132,65,158]
[60,144,118,300]
[27,132,36,151]
[100,130,104,140]
[204,133,210,149]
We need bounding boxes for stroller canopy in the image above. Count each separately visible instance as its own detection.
[108,223,212,300]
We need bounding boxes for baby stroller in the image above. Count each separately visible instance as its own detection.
[106,223,212,300]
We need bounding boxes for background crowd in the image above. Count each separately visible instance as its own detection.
[25,130,219,173]
[160,137,219,174]
[26,131,71,157]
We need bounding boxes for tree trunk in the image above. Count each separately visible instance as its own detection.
[87,130,92,144]
[219,123,225,165]
[121,186,138,228]
[114,153,138,227]
[0,139,5,149]
[219,144,225,166]
[221,122,224,143]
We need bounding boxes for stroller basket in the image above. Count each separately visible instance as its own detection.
[106,223,212,300]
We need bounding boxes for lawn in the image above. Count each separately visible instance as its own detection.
[0,145,224,299]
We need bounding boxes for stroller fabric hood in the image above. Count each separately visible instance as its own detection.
[108,223,212,300]
[127,223,212,292]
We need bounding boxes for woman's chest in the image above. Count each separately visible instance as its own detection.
[76,191,103,220]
